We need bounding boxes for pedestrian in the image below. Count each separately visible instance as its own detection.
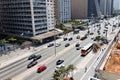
[85,67,87,73]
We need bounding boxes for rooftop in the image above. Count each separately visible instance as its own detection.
[31,29,63,40]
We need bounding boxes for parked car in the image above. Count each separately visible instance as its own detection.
[37,65,47,73]
[33,55,42,61]
[56,59,64,65]
[69,37,73,41]
[27,61,37,68]
[63,38,67,41]
[28,54,36,60]
[48,43,54,47]
[65,43,70,47]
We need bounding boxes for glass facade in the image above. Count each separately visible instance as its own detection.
[58,0,71,22]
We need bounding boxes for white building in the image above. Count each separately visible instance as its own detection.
[46,0,55,31]
[58,0,71,22]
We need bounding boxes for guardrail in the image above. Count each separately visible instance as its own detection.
[96,28,120,71]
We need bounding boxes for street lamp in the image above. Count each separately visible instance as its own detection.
[54,24,57,56]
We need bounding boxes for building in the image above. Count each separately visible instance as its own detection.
[46,0,55,31]
[0,0,47,37]
[100,0,113,16]
[54,0,59,22]
[58,0,71,22]
[71,0,113,19]
[71,0,88,19]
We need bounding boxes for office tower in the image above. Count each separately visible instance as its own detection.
[71,0,88,19]
[54,0,59,22]
[58,0,71,22]
[46,0,55,31]
[100,0,113,16]
[0,0,47,37]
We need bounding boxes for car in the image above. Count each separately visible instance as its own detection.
[27,61,37,68]
[76,35,80,39]
[65,43,70,47]
[75,43,80,47]
[37,65,47,73]
[63,38,67,41]
[28,54,36,60]
[48,43,54,47]
[69,37,73,41]
[55,64,65,72]
[33,55,42,61]
[76,47,81,50]
[55,43,61,47]
[56,59,64,65]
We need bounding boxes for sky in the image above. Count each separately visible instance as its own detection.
[114,0,120,10]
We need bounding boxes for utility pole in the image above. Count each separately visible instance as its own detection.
[54,24,57,56]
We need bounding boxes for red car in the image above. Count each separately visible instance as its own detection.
[37,65,47,73]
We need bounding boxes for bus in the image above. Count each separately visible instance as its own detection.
[81,43,93,56]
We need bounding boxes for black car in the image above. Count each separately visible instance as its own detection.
[56,59,64,65]
[76,47,81,50]
[28,54,36,60]
[65,43,70,47]
[33,55,42,61]
[27,61,37,68]
[69,37,73,41]
[48,43,54,47]
[63,38,67,41]
[75,43,80,47]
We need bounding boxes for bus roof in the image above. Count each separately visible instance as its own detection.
[81,43,93,50]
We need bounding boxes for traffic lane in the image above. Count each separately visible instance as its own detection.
[24,44,82,80]
[0,46,54,75]
[24,35,93,80]
[0,44,64,79]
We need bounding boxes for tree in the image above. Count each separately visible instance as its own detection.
[8,37,17,50]
[92,43,99,53]
[52,64,75,80]
[66,64,75,78]
[53,66,66,80]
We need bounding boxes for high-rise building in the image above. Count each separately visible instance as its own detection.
[46,0,55,31]
[71,0,113,19]
[54,0,59,22]
[58,0,71,22]
[100,0,113,16]
[0,0,48,37]
[71,0,88,19]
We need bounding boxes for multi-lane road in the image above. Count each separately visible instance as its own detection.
[0,17,119,80]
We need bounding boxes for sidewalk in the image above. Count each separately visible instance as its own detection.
[0,37,63,69]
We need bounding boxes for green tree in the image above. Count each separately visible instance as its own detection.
[66,64,76,78]
[8,37,17,50]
